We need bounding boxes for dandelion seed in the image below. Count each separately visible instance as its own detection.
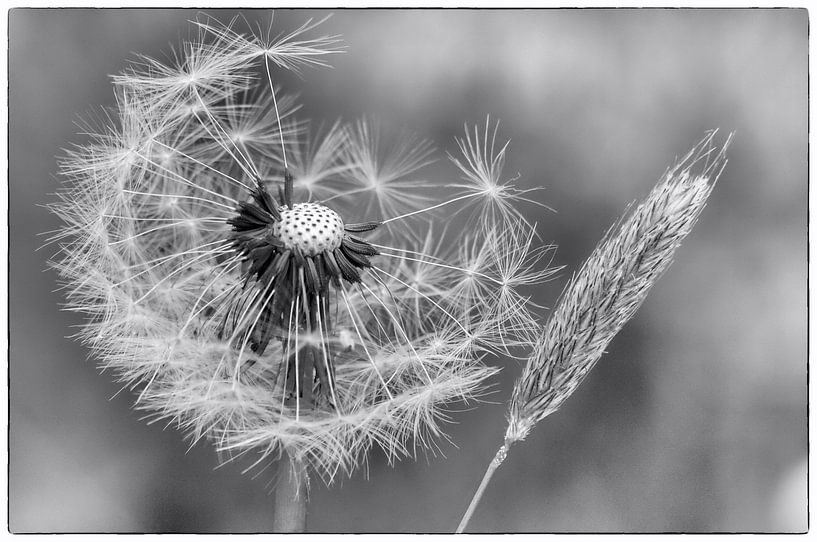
[446,116,552,229]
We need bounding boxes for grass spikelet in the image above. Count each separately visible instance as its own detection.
[457,131,732,533]
[506,130,732,443]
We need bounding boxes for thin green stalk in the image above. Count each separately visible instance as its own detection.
[456,443,510,533]
[273,458,308,532]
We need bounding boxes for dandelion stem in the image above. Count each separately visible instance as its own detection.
[456,442,510,533]
[272,458,308,533]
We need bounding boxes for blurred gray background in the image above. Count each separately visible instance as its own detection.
[9,8,806,533]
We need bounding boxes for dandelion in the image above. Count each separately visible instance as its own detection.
[456,131,732,532]
[48,14,552,530]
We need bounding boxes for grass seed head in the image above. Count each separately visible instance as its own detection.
[505,131,732,445]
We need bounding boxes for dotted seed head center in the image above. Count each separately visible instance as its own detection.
[271,203,344,257]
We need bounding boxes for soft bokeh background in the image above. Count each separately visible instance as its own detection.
[9,8,806,533]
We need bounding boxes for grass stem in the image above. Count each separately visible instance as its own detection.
[456,443,510,533]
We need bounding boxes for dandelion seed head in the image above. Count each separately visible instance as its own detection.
[50,14,554,482]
